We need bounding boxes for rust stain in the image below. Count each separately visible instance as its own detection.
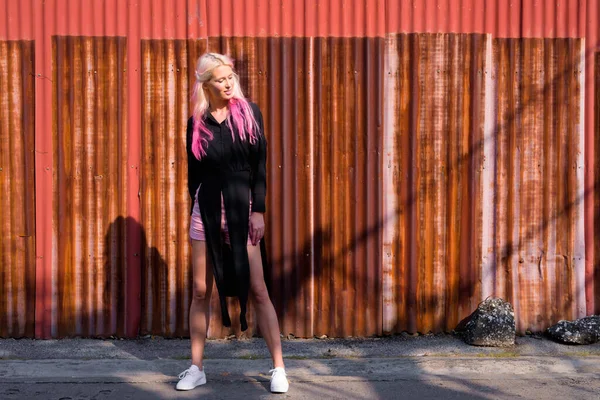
[387,34,487,334]
[53,36,128,337]
[140,39,196,337]
[310,37,383,337]
[0,40,36,338]
[595,52,600,316]
[492,38,585,332]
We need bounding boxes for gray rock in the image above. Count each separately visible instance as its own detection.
[546,316,600,345]
[462,298,516,347]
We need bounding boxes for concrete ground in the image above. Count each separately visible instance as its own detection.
[1,334,599,399]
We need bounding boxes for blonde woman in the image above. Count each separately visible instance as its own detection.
[177,53,288,394]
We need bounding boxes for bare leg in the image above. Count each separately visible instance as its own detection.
[247,244,285,368]
[190,240,213,369]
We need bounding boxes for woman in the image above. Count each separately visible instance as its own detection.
[176,52,288,393]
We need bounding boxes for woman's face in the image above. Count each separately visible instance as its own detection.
[204,65,235,104]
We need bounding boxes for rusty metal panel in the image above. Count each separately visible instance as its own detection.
[585,1,600,317]
[491,38,586,332]
[231,37,318,339]
[0,40,36,338]
[140,39,196,337]
[139,37,317,339]
[53,36,128,337]
[383,34,489,334]
[140,37,383,338]
[595,51,600,316]
[205,36,319,338]
[140,39,248,338]
[310,37,383,337]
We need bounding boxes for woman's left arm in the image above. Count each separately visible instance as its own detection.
[251,105,267,214]
[249,105,267,245]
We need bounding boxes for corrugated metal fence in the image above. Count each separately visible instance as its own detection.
[0,40,36,337]
[53,36,129,337]
[0,0,599,338]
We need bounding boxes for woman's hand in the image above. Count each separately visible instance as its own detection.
[249,212,265,246]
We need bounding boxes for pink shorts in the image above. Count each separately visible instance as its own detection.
[189,187,253,245]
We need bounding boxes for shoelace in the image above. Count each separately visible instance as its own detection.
[269,368,286,377]
[179,369,192,379]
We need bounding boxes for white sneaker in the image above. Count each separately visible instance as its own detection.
[269,367,289,393]
[176,365,206,391]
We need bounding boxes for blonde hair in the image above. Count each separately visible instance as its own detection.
[190,53,259,159]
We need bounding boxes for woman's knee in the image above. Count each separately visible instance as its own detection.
[250,282,270,304]
[192,281,211,302]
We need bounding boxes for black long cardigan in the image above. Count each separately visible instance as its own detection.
[186,102,269,331]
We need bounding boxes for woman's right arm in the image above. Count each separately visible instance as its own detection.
[186,117,201,201]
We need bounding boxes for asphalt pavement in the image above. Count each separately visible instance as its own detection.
[1,334,599,399]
